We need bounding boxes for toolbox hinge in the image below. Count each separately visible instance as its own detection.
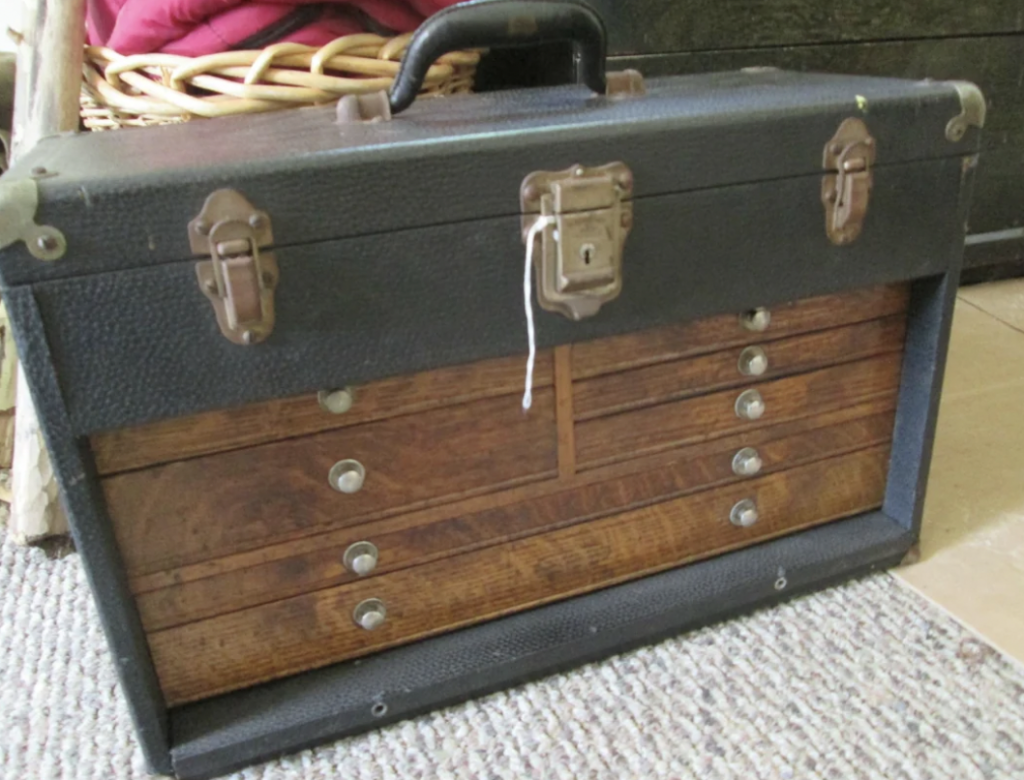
[821,118,876,246]
[189,189,278,345]
[520,163,634,321]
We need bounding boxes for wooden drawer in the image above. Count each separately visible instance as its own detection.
[147,445,891,705]
[133,402,897,633]
[104,390,559,575]
[92,282,909,708]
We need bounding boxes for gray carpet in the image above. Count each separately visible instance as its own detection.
[1,519,1023,780]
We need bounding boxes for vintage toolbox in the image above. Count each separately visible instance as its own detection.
[0,1,982,777]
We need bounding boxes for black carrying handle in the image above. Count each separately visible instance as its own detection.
[389,0,608,114]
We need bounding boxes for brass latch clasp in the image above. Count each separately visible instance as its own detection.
[189,190,278,345]
[520,163,633,320]
[822,118,876,245]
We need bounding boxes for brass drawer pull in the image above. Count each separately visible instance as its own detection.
[737,346,768,377]
[344,541,379,576]
[732,447,763,477]
[735,389,765,420]
[730,499,759,528]
[739,307,770,332]
[329,459,366,494]
[318,387,355,414]
[352,598,387,631]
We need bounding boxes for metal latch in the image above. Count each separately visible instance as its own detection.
[189,189,278,345]
[520,163,633,320]
[821,118,876,246]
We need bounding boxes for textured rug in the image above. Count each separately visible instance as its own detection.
[1,518,1023,780]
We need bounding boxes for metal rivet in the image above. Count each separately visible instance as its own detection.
[573,166,585,177]
[739,308,771,332]
[203,279,217,294]
[830,143,843,155]
[735,389,765,421]
[241,330,254,345]
[738,346,769,377]
[353,598,387,631]
[330,459,366,494]
[249,213,265,230]
[730,499,759,528]
[343,541,379,576]
[318,388,355,415]
[36,235,58,252]
[195,220,211,236]
[732,447,763,477]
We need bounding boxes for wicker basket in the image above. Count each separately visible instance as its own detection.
[80,33,480,130]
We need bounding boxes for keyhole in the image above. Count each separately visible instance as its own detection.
[580,243,595,265]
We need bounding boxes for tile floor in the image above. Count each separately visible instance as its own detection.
[894,279,1024,667]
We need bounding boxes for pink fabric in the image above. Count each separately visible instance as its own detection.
[87,0,459,56]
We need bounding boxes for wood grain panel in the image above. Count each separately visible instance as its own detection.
[91,351,554,476]
[571,285,908,380]
[149,446,891,705]
[554,345,576,478]
[130,394,897,595]
[574,314,906,421]
[576,353,903,469]
[135,405,896,631]
[105,389,558,577]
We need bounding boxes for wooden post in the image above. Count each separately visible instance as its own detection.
[5,0,85,541]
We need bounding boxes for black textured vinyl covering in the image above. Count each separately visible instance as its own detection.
[0,71,968,285]
[37,155,964,434]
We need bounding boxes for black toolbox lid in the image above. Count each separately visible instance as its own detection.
[0,69,980,286]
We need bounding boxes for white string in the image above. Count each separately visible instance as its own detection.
[523,216,556,411]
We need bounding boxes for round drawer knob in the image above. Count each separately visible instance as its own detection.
[738,346,768,377]
[353,598,387,631]
[344,541,379,576]
[318,387,355,415]
[330,459,366,494]
[735,389,765,420]
[739,308,771,332]
[732,447,763,477]
[730,499,759,528]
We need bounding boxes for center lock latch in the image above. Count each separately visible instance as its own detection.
[521,163,634,320]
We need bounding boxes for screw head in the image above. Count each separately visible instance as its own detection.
[352,598,387,631]
[730,498,759,528]
[330,459,366,494]
[344,541,379,576]
[732,447,763,477]
[735,389,766,421]
[36,235,59,252]
[318,388,354,415]
[738,346,769,377]
[739,308,771,332]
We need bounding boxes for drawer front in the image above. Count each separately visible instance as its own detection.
[134,402,897,632]
[575,352,903,469]
[147,446,891,705]
[104,389,559,575]
[574,314,906,421]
